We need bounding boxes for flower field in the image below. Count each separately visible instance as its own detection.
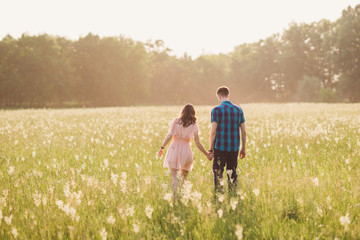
[0,104,360,239]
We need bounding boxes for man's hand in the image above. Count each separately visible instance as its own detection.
[207,151,214,161]
[240,148,246,159]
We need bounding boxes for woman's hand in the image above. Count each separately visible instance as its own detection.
[206,151,214,160]
[158,148,164,157]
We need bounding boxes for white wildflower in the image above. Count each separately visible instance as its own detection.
[42,195,47,206]
[219,179,226,187]
[133,222,140,233]
[230,198,239,211]
[103,159,109,169]
[107,215,116,225]
[312,177,319,186]
[8,166,14,175]
[316,207,323,217]
[217,209,223,218]
[235,224,243,240]
[5,214,12,225]
[253,188,260,197]
[111,172,118,185]
[118,208,126,220]
[217,194,225,203]
[33,191,42,207]
[126,206,135,217]
[56,200,64,209]
[11,227,18,238]
[340,213,351,231]
[145,205,154,219]
[63,183,71,198]
[164,193,172,202]
[100,228,107,240]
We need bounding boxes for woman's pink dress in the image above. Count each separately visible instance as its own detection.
[163,118,200,171]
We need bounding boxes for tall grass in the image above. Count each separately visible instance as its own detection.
[0,104,359,239]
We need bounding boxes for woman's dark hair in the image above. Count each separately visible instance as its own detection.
[180,104,196,127]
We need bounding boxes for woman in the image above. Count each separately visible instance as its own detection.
[158,104,213,194]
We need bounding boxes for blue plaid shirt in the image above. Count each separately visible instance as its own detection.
[211,101,245,152]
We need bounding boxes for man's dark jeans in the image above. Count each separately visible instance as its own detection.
[213,149,239,191]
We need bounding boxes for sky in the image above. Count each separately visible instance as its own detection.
[0,0,359,58]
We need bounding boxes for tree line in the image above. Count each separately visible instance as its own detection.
[0,5,359,107]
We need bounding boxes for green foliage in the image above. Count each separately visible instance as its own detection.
[295,75,321,102]
[317,87,338,103]
[334,5,360,102]
[0,4,360,107]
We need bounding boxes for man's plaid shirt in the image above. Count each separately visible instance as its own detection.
[211,101,245,152]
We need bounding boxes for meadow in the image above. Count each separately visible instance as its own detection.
[0,104,359,239]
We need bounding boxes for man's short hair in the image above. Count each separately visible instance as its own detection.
[216,86,230,97]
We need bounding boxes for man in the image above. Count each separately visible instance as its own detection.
[209,86,246,192]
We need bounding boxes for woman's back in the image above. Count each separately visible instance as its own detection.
[169,118,199,141]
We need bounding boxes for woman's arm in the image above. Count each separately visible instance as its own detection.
[209,122,217,151]
[194,132,213,159]
[158,133,172,157]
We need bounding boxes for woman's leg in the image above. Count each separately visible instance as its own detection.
[181,169,189,182]
[170,168,179,193]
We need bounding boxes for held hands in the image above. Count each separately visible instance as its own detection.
[206,150,214,161]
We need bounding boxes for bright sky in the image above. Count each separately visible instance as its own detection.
[1,0,359,57]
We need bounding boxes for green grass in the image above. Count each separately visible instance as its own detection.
[0,104,359,239]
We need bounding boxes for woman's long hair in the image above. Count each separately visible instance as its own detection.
[180,104,196,127]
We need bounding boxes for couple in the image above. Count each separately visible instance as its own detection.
[158,86,246,194]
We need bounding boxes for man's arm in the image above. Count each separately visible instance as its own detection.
[239,123,246,159]
[209,122,217,153]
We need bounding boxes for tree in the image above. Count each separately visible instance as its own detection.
[230,35,279,102]
[334,4,360,102]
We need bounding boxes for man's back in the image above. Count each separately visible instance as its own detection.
[211,101,245,152]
